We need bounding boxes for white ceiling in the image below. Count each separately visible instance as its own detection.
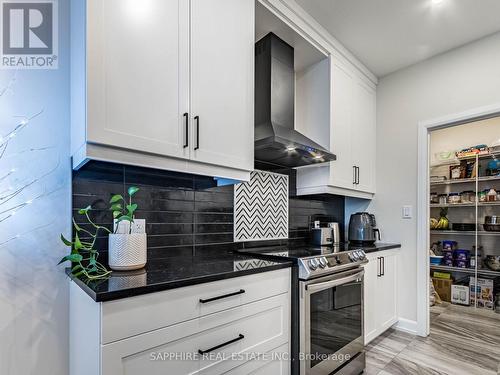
[295,0,500,77]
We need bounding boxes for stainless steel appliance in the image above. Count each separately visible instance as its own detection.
[311,227,333,246]
[238,246,367,375]
[254,33,336,168]
[311,221,340,246]
[348,212,381,245]
[328,222,341,245]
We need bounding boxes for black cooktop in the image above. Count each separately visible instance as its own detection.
[238,246,344,260]
[238,242,401,261]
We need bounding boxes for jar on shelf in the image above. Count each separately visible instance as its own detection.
[478,189,488,202]
[448,192,461,204]
[438,194,448,205]
[430,192,439,204]
[487,188,497,202]
[460,190,475,204]
[471,246,483,269]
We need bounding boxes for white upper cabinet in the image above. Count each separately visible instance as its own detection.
[351,76,376,194]
[190,0,254,172]
[330,61,355,190]
[72,0,254,181]
[86,0,190,159]
[296,58,376,199]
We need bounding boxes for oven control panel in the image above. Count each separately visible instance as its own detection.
[298,250,367,280]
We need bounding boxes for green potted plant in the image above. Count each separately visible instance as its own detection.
[108,186,147,271]
[59,206,111,280]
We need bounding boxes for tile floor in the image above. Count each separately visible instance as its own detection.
[364,302,500,375]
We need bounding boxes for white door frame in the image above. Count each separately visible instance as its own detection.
[416,103,500,337]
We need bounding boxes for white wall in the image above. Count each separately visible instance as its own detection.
[373,31,500,329]
[0,2,71,374]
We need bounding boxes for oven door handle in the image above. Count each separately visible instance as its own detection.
[306,270,364,294]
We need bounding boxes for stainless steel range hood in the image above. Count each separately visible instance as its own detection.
[255,33,336,168]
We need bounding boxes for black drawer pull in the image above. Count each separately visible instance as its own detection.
[198,334,244,355]
[199,289,245,304]
[194,115,200,150]
[183,112,189,148]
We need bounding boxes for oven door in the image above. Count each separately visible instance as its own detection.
[300,268,364,375]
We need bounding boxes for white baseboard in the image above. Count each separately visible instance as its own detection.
[394,318,418,335]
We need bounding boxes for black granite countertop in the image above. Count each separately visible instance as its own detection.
[67,252,292,302]
[352,242,401,253]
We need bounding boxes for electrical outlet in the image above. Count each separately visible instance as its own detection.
[131,219,146,234]
[114,220,130,234]
[402,205,412,219]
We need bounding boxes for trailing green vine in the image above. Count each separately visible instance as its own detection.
[110,186,139,234]
[59,205,111,280]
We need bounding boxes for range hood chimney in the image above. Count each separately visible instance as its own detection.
[254,33,336,168]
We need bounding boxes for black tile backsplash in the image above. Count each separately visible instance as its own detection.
[72,161,345,258]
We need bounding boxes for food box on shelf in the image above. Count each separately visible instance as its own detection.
[433,277,453,302]
[453,249,470,261]
[453,259,470,268]
[469,276,498,310]
[451,285,470,306]
[433,271,451,279]
[443,258,454,267]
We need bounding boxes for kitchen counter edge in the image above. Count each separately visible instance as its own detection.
[66,257,293,303]
[360,243,401,253]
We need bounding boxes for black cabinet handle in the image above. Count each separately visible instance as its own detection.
[183,113,189,148]
[377,257,381,277]
[199,289,245,304]
[353,166,357,185]
[198,334,244,355]
[356,166,360,184]
[194,115,200,150]
[381,256,385,276]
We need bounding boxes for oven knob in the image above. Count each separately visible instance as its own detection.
[308,259,319,271]
[358,251,366,260]
[351,252,359,261]
[318,257,327,268]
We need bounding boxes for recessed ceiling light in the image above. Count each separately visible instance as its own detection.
[286,146,296,152]
[431,0,444,5]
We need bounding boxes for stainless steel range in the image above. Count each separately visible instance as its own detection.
[238,246,367,375]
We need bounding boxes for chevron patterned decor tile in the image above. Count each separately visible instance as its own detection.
[234,170,288,242]
[233,257,285,271]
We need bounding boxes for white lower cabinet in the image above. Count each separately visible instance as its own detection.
[363,248,399,344]
[223,343,289,375]
[70,269,291,375]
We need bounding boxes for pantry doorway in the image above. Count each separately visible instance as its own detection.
[417,104,500,337]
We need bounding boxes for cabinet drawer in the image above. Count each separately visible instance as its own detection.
[101,293,290,375]
[102,268,290,344]
[222,343,290,375]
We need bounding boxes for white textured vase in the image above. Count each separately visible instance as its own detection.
[108,233,147,271]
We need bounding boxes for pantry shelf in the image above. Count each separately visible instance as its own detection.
[430,175,500,186]
[430,202,500,208]
[430,230,500,236]
[430,264,500,277]
[430,151,500,167]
